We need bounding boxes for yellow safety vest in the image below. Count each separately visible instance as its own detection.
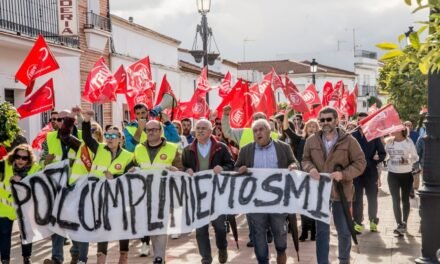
[239,128,279,148]
[134,142,178,170]
[125,125,166,146]
[90,144,133,177]
[70,143,94,184]
[0,162,40,220]
[46,130,83,164]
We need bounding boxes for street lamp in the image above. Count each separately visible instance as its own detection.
[404,26,414,46]
[310,58,318,85]
[190,0,220,105]
[415,12,440,262]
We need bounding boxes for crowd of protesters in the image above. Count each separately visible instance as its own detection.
[0,102,425,264]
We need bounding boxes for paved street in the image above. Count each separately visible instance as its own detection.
[9,171,421,263]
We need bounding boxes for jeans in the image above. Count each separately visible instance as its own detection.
[353,172,379,223]
[196,215,227,264]
[248,213,287,264]
[316,202,352,264]
[388,172,413,224]
[151,235,168,259]
[97,240,129,255]
[70,241,89,262]
[51,234,65,262]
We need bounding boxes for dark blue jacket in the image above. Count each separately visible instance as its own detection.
[351,129,386,178]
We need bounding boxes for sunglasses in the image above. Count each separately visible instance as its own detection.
[51,118,64,122]
[146,128,161,133]
[319,117,334,123]
[215,122,222,126]
[104,133,120,139]
[14,154,30,161]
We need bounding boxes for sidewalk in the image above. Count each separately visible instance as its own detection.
[9,171,421,263]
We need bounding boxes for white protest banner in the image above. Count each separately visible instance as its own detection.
[11,161,332,244]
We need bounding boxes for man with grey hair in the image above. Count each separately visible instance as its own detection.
[235,118,298,264]
[182,118,234,264]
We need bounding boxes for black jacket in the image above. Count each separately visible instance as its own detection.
[182,136,234,172]
[351,129,386,177]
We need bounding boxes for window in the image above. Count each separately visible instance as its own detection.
[4,89,14,104]
[88,0,100,13]
[93,104,104,127]
[41,111,51,128]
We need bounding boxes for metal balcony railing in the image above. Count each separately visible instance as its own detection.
[355,50,378,59]
[359,85,378,97]
[84,11,111,32]
[0,0,79,47]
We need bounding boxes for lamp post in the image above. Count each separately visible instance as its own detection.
[414,16,440,264]
[310,58,318,85]
[189,0,219,105]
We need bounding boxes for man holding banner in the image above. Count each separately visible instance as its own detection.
[234,118,298,264]
[133,120,183,264]
[302,106,366,264]
[182,119,234,264]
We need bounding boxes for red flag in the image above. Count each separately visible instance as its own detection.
[17,79,55,119]
[114,65,127,94]
[170,101,190,121]
[345,85,358,116]
[368,103,378,115]
[15,35,60,96]
[254,83,277,117]
[196,66,211,94]
[125,57,156,119]
[359,104,403,141]
[302,84,321,108]
[218,71,232,98]
[271,68,284,90]
[217,80,253,128]
[321,81,335,106]
[82,57,117,104]
[259,71,273,93]
[283,76,309,113]
[155,74,176,106]
[31,123,53,150]
[183,93,210,119]
[303,104,322,122]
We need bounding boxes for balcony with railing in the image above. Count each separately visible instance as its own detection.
[84,11,111,32]
[0,0,79,47]
[355,50,378,59]
[359,85,378,97]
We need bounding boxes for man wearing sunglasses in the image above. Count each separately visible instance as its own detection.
[42,109,83,264]
[123,103,180,152]
[302,106,366,264]
[133,120,183,264]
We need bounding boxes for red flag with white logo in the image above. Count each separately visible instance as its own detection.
[113,65,127,94]
[218,71,232,98]
[359,104,403,141]
[302,84,321,108]
[196,66,211,94]
[31,123,53,150]
[183,92,210,119]
[271,68,284,90]
[344,85,358,116]
[17,79,55,119]
[217,79,253,128]
[283,76,309,113]
[125,57,156,119]
[82,57,117,104]
[321,81,335,106]
[254,83,277,117]
[15,35,60,96]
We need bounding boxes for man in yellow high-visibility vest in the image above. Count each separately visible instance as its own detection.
[133,120,183,264]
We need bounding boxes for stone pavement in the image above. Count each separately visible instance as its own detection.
[9,171,422,263]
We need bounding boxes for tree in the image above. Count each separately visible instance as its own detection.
[377,50,428,122]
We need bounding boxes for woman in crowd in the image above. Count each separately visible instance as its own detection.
[172,120,189,149]
[385,126,418,236]
[81,110,134,264]
[0,144,41,264]
[282,108,320,241]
